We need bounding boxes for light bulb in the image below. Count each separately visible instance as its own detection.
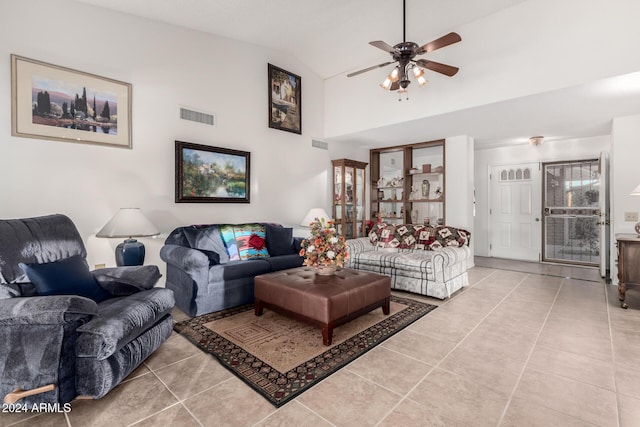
[380,77,392,90]
[412,66,425,78]
[417,75,428,87]
[389,67,400,82]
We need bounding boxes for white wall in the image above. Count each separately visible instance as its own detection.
[324,0,640,139]
[0,0,336,273]
[611,114,640,285]
[445,136,475,258]
[474,136,612,257]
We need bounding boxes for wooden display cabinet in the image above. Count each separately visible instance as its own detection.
[370,140,445,226]
[332,159,368,238]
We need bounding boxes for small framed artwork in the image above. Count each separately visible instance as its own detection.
[268,63,301,134]
[11,54,132,148]
[175,141,250,203]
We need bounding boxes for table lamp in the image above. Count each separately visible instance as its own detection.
[96,208,160,266]
[300,208,331,227]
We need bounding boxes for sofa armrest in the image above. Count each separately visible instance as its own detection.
[430,246,472,283]
[346,237,372,257]
[0,295,98,325]
[160,244,210,286]
[92,265,162,296]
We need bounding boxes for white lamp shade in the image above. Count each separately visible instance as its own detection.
[300,208,331,226]
[96,208,160,238]
[631,184,640,196]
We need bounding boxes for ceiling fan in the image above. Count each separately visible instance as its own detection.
[347,0,461,99]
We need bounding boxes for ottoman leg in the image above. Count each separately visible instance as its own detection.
[322,323,334,346]
[382,297,390,315]
[254,298,264,316]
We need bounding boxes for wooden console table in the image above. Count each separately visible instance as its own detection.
[616,233,640,309]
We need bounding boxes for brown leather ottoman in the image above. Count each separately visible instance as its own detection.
[254,267,391,345]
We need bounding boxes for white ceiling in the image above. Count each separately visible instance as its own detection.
[71,0,640,149]
[71,0,525,79]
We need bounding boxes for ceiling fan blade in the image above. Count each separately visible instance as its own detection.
[347,61,394,77]
[416,59,459,77]
[390,81,400,91]
[369,40,397,54]
[417,32,461,54]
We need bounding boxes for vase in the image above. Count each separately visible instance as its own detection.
[315,264,337,276]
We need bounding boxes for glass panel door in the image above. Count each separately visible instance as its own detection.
[543,160,600,265]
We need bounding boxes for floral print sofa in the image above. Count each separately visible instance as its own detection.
[345,223,473,299]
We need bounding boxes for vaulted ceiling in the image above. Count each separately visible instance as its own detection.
[71,0,640,148]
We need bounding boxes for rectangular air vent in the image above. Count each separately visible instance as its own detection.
[179,106,216,126]
[312,139,328,150]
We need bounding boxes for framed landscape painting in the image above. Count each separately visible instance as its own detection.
[175,141,250,203]
[11,54,132,148]
[268,63,301,134]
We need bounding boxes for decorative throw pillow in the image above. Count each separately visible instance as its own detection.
[19,255,111,303]
[220,225,240,261]
[368,222,388,245]
[394,224,418,248]
[233,224,270,260]
[375,225,401,248]
[414,225,437,249]
[265,224,295,256]
[433,226,471,247]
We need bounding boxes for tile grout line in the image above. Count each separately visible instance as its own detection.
[124,368,207,427]
[604,281,622,427]
[375,270,530,427]
[292,400,338,427]
[494,276,568,426]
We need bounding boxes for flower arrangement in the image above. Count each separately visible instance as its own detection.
[299,218,348,268]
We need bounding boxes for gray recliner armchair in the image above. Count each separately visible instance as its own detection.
[0,214,175,404]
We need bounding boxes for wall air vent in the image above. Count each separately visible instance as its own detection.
[179,106,216,126]
[312,139,328,150]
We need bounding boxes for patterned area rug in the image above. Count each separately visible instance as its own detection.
[174,295,437,407]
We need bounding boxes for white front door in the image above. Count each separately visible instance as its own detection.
[489,163,542,261]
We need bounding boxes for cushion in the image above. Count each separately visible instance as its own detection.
[193,226,230,264]
[233,224,270,260]
[19,255,111,303]
[76,287,175,359]
[370,224,419,249]
[265,224,295,256]
[220,225,240,261]
[433,226,471,248]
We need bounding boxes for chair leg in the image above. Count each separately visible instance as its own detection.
[4,384,55,404]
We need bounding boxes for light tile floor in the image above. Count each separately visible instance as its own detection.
[3,259,640,427]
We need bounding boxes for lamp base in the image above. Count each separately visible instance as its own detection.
[115,239,145,266]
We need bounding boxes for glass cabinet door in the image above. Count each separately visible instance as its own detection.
[332,159,368,239]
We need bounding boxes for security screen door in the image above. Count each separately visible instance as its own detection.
[543,159,601,266]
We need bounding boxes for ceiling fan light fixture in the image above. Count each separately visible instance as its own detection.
[389,67,400,82]
[380,77,392,90]
[413,66,428,87]
[529,136,544,146]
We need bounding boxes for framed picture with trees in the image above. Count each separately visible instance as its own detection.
[11,54,132,148]
[175,141,250,203]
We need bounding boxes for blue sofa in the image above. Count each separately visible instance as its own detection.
[160,223,304,316]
